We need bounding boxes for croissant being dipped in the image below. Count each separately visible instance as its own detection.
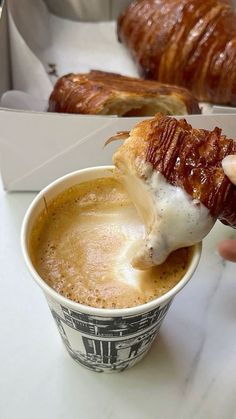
[113,114,236,269]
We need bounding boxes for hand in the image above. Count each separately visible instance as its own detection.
[217,239,236,262]
[218,155,236,262]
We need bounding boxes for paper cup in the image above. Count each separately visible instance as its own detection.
[21,166,201,373]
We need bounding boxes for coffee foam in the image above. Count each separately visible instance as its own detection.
[30,177,192,309]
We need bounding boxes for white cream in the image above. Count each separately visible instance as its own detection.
[121,164,215,269]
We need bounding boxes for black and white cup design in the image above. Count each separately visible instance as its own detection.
[46,297,172,372]
[21,166,202,373]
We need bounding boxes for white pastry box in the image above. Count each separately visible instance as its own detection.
[1,0,236,191]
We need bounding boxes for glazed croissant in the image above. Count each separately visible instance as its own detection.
[113,113,236,268]
[48,70,200,116]
[118,0,236,105]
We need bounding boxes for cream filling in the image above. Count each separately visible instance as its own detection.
[120,164,215,269]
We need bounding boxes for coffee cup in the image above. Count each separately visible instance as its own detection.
[21,166,201,373]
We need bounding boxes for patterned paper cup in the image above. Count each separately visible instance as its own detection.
[21,166,201,373]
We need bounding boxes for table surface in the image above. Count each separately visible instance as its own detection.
[1,178,236,419]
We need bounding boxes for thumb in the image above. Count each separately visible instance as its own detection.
[218,239,236,262]
[222,155,236,185]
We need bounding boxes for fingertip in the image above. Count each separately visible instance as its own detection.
[217,239,236,263]
[222,155,236,184]
[222,155,236,166]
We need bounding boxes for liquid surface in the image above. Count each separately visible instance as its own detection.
[30,177,192,309]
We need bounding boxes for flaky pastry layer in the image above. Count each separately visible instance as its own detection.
[49,70,201,116]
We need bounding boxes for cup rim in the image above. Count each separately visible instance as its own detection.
[21,165,202,317]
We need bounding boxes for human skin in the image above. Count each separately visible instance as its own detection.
[218,155,236,262]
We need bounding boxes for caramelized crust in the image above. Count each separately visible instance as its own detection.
[113,113,236,226]
[118,0,236,105]
[48,70,201,116]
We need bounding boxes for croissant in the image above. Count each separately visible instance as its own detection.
[118,0,236,105]
[113,113,236,268]
[48,70,200,116]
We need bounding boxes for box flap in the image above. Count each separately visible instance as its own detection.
[1,112,236,192]
[0,110,142,191]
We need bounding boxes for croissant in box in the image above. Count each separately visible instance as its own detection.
[118,0,236,105]
[48,70,201,116]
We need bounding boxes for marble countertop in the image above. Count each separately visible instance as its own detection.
[1,179,236,419]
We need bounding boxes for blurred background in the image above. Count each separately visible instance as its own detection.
[44,0,132,20]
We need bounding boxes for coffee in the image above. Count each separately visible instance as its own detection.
[30,176,192,309]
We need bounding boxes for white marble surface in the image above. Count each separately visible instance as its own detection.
[1,178,236,419]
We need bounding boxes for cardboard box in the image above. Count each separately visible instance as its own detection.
[0,0,141,192]
[1,0,236,191]
[0,1,11,98]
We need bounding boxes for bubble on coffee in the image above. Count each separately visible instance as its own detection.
[30,176,192,309]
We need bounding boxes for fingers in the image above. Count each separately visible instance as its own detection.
[217,239,236,262]
[222,155,236,185]
[220,157,236,261]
